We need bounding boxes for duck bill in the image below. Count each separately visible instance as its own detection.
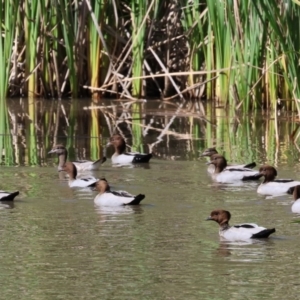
[206,161,213,165]
[206,216,213,221]
[200,151,210,157]
[48,149,56,154]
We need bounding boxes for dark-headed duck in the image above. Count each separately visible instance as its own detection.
[48,144,106,171]
[61,162,98,188]
[93,178,145,206]
[257,165,300,196]
[206,209,275,241]
[287,185,300,213]
[201,147,256,174]
[207,154,261,183]
[106,134,152,165]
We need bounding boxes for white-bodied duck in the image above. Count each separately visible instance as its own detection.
[201,147,256,174]
[257,165,300,196]
[287,185,300,213]
[207,154,261,183]
[48,144,106,171]
[61,162,98,188]
[206,209,275,241]
[0,190,19,201]
[106,134,152,165]
[94,178,145,206]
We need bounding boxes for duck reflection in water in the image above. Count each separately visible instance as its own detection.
[0,201,15,210]
[206,209,275,241]
[95,205,144,224]
[214,238,275,262]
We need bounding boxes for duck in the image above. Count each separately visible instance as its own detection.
[201,147,256,174]
[61,162,99,188]
[94,178,145,206]
[0,190,19,201]
[257,165,300,196]
[206,209,276,241]
[207,154,261,183]
[48,144,106,171]
[287,185,300,213]
[106,134,152,165]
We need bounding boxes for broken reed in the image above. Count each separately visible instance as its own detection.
[1,1,300,112]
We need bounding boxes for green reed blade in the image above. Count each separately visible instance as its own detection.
[90,102,101,160]
[26,96,38,165]
[131,102,143,152]
[131,0,147,98]
[88,0,102,91]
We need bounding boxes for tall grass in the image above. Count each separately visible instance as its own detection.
[0,0,18,164]
[2,1,300,112]
[88,0,101,95]
[131,0,146,97]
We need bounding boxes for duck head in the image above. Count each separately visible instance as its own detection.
[206,209,231,227]
[259,165,277,182]
[106,134,126,154]
[48,145,68,171]
[200,147,218,157]
[61,162,77,179]
[207,154,227,172]
[94,178,110,193]
[48,144,67,156]
[287,185,300,200]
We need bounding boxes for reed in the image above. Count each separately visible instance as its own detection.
[180,0,206,98]
[131,102,144,152]
[89,101,101,160]
[2,0,300,113]
[57,0,79,97]
[87,0,101,96]
[0,0,16,164]
[253,0,300,111]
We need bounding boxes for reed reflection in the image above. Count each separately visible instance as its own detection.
[0,98,298,167]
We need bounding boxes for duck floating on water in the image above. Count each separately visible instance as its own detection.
[61,162,99,188]
[48,144,106,171]
[106,134,152,165]
[206,209,276,241]
[0,190,19,201]
[287,185,300,213]
[257,165,300,196]
[201,147,256,174]
[207,154,261,183]
[94,178,145,206]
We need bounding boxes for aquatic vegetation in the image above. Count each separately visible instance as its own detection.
[0,1,300,112]
[0,98,297,167]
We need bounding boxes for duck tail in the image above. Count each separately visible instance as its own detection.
[93,157,107,166]
[244,162,256,169]
[1,191,19,201]
[132,154,152,163]
[129,194,145,205]
[252,228,276,238]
